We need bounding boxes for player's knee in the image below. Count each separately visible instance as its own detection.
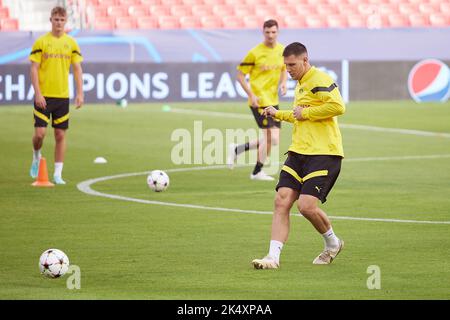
[298,202,318,218]
[271,136,279,146]
[274,192,292,210]
[34,131,46,141]
[54,130,65,142]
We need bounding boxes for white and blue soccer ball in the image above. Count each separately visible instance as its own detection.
[39,249,69,278]
[147,170,170,192]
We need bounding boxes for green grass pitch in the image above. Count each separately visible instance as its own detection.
[0,101,449,299]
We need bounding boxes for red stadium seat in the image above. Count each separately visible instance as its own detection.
[128,5,150,17]
[0,18,19,31]
[107,6,128,18]
[406,0,424,4]
[224,0,245,4]
[327,0,347,5]
[255,5,275,18]
[191,5,212,16]
[347,0,364,4]
[243,16,262,29]
[247,0,269,4]
[158,16,181,29]
[119,0,140,5]
[98,0,119,6]
[327,15,348,28]
[305,0,329,5]
[181,0,204,5]
[388,14,409,27]
[275,5,293,17]
[366,14,389,28]
[0,7,9,19]
[115,16,137,29]
[150,5,171,16]
[418,3,439,15]
[337,4,359,15]
[316,5,338,16]
[398,3,417,15]
[137,16,158,29]
[347,14,367,28]
[234,4,253,17]
[305,15,327,28]
[200,16,223,28]
[295,4,317,16]
[159,0,183,5]
[94,16,115,30]
[170,5,192,17]
[366,0,390,4]
[85,0,99,5]
[429,13,449,27]
[179,16,201,28]
[377,4,398,15]
[221,16,244,29]
[357,4,378,16]
[140,0,161,5]
[203,0,225,5]
[440,3,450,15]
[212,5,234,16]
[283,15,306,28]
[408,14,430,27]
[87,6,108,18]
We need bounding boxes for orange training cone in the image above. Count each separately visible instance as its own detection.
[32,157,55,187]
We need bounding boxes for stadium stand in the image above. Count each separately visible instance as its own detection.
[0,0,449,31]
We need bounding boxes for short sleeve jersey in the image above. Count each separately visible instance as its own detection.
[29,32,83,98]
[237,43,286,107]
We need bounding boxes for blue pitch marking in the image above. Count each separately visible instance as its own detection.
[186,29,222,62]
[0,33,162,64]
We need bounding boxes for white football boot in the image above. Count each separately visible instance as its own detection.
[227,143,238,169]
[252,255,279,269]
[313,239,344,265]
[250,170,275,181]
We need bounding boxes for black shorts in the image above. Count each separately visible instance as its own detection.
[33,97,70,129]
[276,152,342,203]
[250,105,281,129]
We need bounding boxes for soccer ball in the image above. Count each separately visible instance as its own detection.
[147,170,170,192]
[39,249,70,278]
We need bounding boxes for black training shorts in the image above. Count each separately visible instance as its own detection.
[250,105,281,129]
[276,151,342,203]
[33,97,70,129]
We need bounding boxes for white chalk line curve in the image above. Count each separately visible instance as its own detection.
[77,157,450,225]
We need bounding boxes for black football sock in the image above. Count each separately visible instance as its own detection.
[252,161,264,175]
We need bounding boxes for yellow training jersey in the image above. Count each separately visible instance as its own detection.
[29,32,83,98]
[274,66,345,157]
[237,43,286,107]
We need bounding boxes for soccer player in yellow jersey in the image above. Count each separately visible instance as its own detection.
[29,6,84,185]
[253,42,345,268]
[228,19,287,181]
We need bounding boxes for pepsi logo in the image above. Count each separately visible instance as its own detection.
[408,59,450,103]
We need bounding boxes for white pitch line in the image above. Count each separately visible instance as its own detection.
[77,159,450,225]
[169,107,450,138]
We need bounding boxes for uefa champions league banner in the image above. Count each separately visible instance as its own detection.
[1,60,449,105]
[0,62,343,105]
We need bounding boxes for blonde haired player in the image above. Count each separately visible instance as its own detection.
[29,6,84,184]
